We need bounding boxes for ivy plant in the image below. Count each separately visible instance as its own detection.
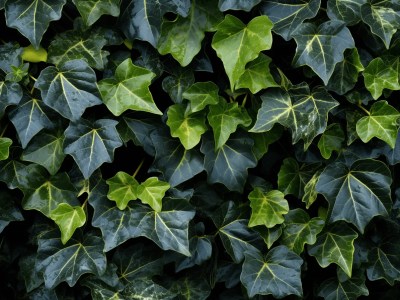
[1,0,400,299]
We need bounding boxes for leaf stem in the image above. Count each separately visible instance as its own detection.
[133,158,145,178]
[357,103,370,115]
[29,74,37,82]
[0,123,8,137]
[241,94,248,107]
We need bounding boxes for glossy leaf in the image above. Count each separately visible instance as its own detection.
[262,0,321,40]
[49,203,86,244]
[0,81,22,117]
[240,246,303,298]
[0,160,27,189]
[35,59,102,121]
[212,15,273,90]
[0,190,24,233]
[292,20,355,84]
[64,119,123,179]
[0,137,12,161]
[318,123,345,159]
[327,0,365,25]
[72,0,120,26]
[98,58,161,116]
[218,0,261,12]
[308,222,358,277]
[255,225,282,249]
[0,42,22,73]
[356,100,400,148]
[182,81,220,113]
[106,171,139,210]
[136,177,170,212]
[4,0,66,48]
[162,67,194,104]
[302,170,322,209]
[318,272,369,300]
[248,188,289,228]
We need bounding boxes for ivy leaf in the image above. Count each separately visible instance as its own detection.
[240,246,303,298]
[255,225,282,249]
[0,160,27,189]
[9,95,53,148]
[119,0,191,47]
[236,53,279,93]
[250,127,283,160]
[248,188,289,228]
[158,0,222,67]
[48,29,109,70]
[37,230,106,289]
[0,137,12,161]
[4,0,66,49]
[292,20,355,84]
[0,42,22,73]
[356,100,400,148]
[201,132,257,192]
[0,81,23,117]
[361,0,400,48]
[327,48,364,95]
[162,67,195,104]
[281,208,325,254]
[106,171,139,210]
[64,119,123,179]
[316,159,392,232]
[72,0,120,26]
[327,0,365,25]
[318,272,369,300]
[168,275,211,300]
[0,190,24,234]
[98,58,162,116]
[21,130,65,175]
[124,280,178,300]
[137,177,170,212]
[182,81,220,113]
[166,104,207,150]
[207,99,252,149]
[363,56,400,100]
[218,0,261,12]
[262,0,321,41]
[212,15,273,90]
[302,170,322,209]
[20,165,79,217]
[49,203,86,244]
[35,59,102,121]
[318,123,345,159]
[308,222,358,277]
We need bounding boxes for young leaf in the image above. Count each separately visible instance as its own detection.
[49,203,86,244]
[72,0,120,26]
[35,59,102,121]
[308,222,358,277]
[98,58,162,116]
[212,15,273,90]
[106,171,139,210]
[316,159,392,232]
[137,177,170,212]
[0,137,12,161]
[292,20,355,84]
[356,100,400,148]
[318,123,345,159]
[4,0,66,49]
[64,119,123,179]
[182,81,220,113]
[248,188,289,228]
[240,246,303,298]
[162,68,195,104]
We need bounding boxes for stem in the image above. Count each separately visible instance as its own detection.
[81,197,88,209]
[241,94,248,107]
[357,103,370,115]
[29,74,37,82]
[132,159,145,178]
[0,123,8,137]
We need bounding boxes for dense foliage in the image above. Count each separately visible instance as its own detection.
[1,0,400,299]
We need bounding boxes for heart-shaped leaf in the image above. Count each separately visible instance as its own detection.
[106,171,139,210]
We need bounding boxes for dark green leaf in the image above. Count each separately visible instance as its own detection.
[0,160,27,189]
[72,0,120,26]
[0,137,12,161]
[318,272,369,300]
[318,123,345,159]
[64,119,123,179]
[218,0,261,12]
[162,67,195,104]
[240,246,303,298]
[0,190,24,233]
[168,275,211,300]
[0,81,22,117]
[0,42,22,73]
[327,0,365,25]
[292,20,355,84]
[175,232,212,271]
[4,0,66,48]
[182,81,220,113]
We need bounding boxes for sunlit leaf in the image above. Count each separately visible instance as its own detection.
[106,171,139,210]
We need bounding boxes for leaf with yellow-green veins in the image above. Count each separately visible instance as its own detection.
[308,222,358,277]
[50,203,86,244]
[236,53,279,93]
[182,81,220,114]
[356,100,400,148]
[166,103,208,150]
[72,0,120,26]
[248,188,289,228]
[302,170,322,209]
[137,177,170,212]
[212,14,273,91]
[106,171,139,210]
[98,58,162,116]
[0,138,12,161]
[318,123,345,159]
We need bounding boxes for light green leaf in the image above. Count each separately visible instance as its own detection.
[182,81,220,113]
[356,100,400,148]
[64,119,123,179]
[0,160,27,189]
[106,171,139,210]
[4,0,66,48]
[316,159,392,232]
[137,177,170,212]
[50,203,86,244]
[166,104,207,150]
[250,126,283,160]
[72,0,120,26]
[207,99,252,149]
[236,53,278,93]
[327,0,365,25]
[158,0,223,66]
[318,123,345,159]
[98,58,162,116]
[0,137,12,161]
[262,0,321,40]
[318,272,369,300]
[35,59,102,121]
[212,15,273,90]
[281,208,325,254]
[248,188,289,228]
[292,20,355,84]
[240,246,303,298]
[308,222,358,277]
